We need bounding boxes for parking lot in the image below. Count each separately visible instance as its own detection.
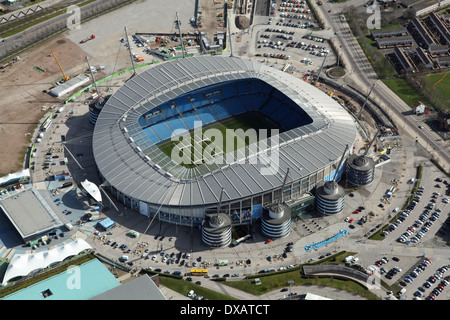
[249,0,337,72]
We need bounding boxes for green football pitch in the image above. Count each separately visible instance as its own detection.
[158,112,281,168]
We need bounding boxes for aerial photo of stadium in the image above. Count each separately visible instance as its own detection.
[92,55,358,232]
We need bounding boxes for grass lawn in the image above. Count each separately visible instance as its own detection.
[158,112,280,168]
[223,251,380,300]
[224,271,379,299]
[158,276,237,300]
[382,78,433,108]
[423,72,450,110]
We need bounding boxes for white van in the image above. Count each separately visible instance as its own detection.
[119,255,129,261]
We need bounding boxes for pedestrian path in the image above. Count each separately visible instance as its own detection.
[304,229,350,252]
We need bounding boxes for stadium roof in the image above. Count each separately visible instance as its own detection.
[93,56,357,207]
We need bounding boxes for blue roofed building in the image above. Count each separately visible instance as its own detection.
[3,258,120,300]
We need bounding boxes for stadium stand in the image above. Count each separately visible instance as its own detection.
[137,79,313,144]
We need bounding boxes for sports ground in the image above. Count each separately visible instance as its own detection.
[425,72,450,110]
[158,112,281,168]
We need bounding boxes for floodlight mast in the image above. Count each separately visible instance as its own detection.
[217,187,224,216]
[175,12,186,58]
[364,127,380,157]
[281,168,290,203]
[357,83,376,119]
[86,56,100,95]
[333,144,349,182]
[124,26,136,77]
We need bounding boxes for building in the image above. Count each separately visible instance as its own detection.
[0,187,64,243]
[261,203,291,238]
[315,181,345,215]
[2,239,92,286]
[437,111,450,131]
[393,47,418,73]
[428,44,449,56]
[427,12,450,45]
[435,55,450,67]
[201,213,232,247]
[416,47,435,68]
[92,56,357,228]
[408,18,436,49]
[91,274,166,300]
[371,27,409,40]
[347,154,376,186]
[96,217,115,231]
[49,74,90,98]
[376,35,414,48]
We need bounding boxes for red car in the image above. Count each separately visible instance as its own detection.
[353,210,359,214]
[349,218,353,223]
[265,239,272,244]
[328,9,332,12]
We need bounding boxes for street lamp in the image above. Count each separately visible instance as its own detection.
[288,280,294,299]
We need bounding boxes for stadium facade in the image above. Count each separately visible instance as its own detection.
[92,56,357,227]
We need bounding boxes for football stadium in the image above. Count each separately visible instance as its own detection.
[92,56,357,232]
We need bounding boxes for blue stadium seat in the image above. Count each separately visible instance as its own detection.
[235,80,251,95]
[239,94,254,112]
[249,79,265,93]
[220,83,239,98]
[142,113,164,127]
[270,105,294,123]
[143,127,161,143]
[161,103,180,118]
[259,97,282,116]
[223,97,245,115]
[176,96,194,113]
[251,92,269,109]
[189,92,209,109]
[180,110,202,129]
[210,102,231,120]
[165,115,189,132]
[195,107,217,124]
[151,121,174,141]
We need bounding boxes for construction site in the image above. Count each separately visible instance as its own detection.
[0,0,242,177]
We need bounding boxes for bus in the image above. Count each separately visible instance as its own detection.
[40,114,53,131]
[190,269,208,276]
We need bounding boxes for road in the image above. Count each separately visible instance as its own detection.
[313,1,450,173]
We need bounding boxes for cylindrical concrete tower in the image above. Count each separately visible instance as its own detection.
[261,203,291,238]
[347,154,376,186]
[89,97,105,125]
[315,180,345,215]
[201,213,232,247]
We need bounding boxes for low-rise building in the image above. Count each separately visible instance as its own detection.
[437,110,450,131]
[371,27,409,40]
[394,47,418,72]
[376,35,414,48]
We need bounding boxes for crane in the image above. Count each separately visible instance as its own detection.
[51,50,70,82]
